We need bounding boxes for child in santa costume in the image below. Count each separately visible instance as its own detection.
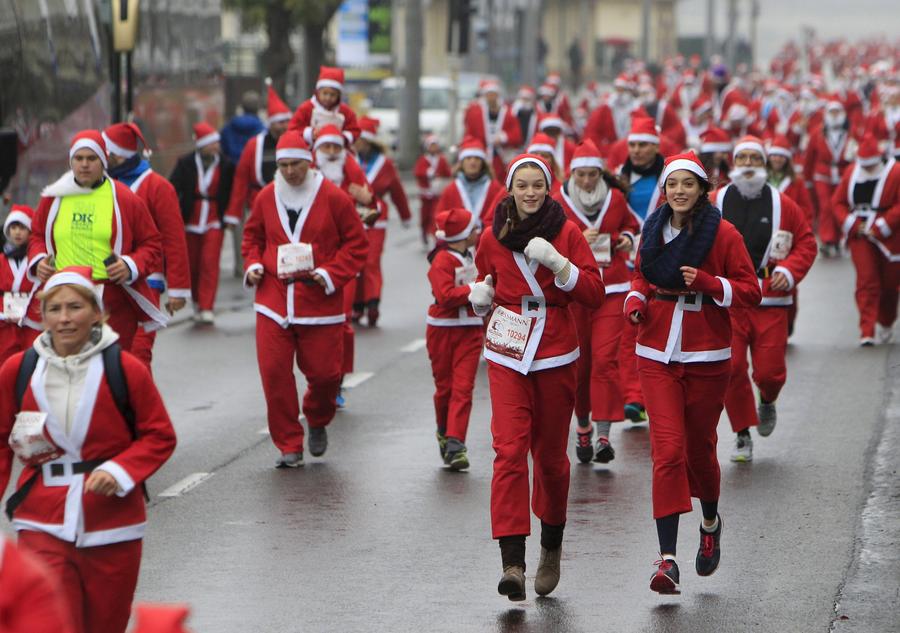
[414,134,452,246]
[352,116,412,326]
[104,122,191,364]
[832,135,900,346]
[0,267,177,633]
[426,208,483,471]
[469,154,604,601]
[169,122,235,324]
[242,131,368,467]
[714,137,816,462]
[0,205,41,365]
[435,137,505,228]
[28,130,167,352]
[552,141,639,465]
[288,66,361,146]
[463,79,523,182]
[0,533,73,633]
[623,153,760,595]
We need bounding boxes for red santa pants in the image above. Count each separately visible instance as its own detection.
[618,320,643,404]
[426,324,482,441]
[0,323,40,366]
[488,361,576,538]
[813,181,840,244]
[848,238,900,338]
[187,228,224,311]
[572,293,626,421]
[101,284,140,352]
[355,227,386,304]
[724,307,789,433]
[638,357,730,519]
[256,315,343,454]
[17,531,141,633]
[420,197,437,240]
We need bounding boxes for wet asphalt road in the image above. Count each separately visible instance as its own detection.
[4,215,898,632]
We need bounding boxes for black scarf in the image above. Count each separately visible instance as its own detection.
[492,196,567,252]
[3,242,26,261]
[622,153,664,179]
[639,201,721,290]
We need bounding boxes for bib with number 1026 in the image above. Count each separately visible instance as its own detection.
[770,230,793,260]
[277,242,315,279]
[3,292,29,321]
[485,306,533,361]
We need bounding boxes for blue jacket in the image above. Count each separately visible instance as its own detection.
[220,114,266,164]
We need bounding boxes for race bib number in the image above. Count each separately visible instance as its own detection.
[485,306,533,361]
[770,230,793,260]
[454,264,477,287]
[3,292,29,320]
[312,109,346,132]
[277,242,315,279]
[591,233,612,265]
[630,232,641,262]
[9,411,62,465]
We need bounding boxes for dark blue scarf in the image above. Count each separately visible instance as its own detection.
[639,201,721,290]
[109,155,151,187]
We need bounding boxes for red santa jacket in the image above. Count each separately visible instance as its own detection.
[833,159,900,261]
[225,131,276,223]
[0,340,177,547]
[328,153,383,227]
[463,100,523,172]
[435,175,506,227]
[474,217,605,375]
[414,153,452,200]
[288,96,361,146]
[427,248,483,327]
[804,125,856,186]
[127,169,191,300]
[0,534,74,633]
[0,253,40,331]
[28,174,167,330]
[553,185,640,295]
[242,171,369,326]
[624,217,762,364]
[361,152,412,227]
[773,171,815,224]
[714,183,817,305]
[536,93,575,131]
[649,99,688,150]
[584,103,621,153]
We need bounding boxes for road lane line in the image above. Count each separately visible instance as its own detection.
[158,472,213,498]
[401,338,427,352]
[342,371,374,389]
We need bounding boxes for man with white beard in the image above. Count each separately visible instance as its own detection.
[713,137,817,462]
[584,74,638,153]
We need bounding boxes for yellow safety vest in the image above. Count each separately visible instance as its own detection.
[54,179,115,280]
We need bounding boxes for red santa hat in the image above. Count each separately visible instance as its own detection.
[129,604,192,633]
[723,96,750,123]
[316,66,345,92]
[505,153,553,190]
[767,134,793,159]
[527,133,557,156]
[700,127,732,154]
[537,83,556,97]
[434,207,478,242]
[517,85,536,100]
[613,73,636,90]
[627,117,660,144]
[457,136,487,162]
[856,134,883,167]
[43,266,104,310]
[569,140,604,171]
[69,130,108,169]
[824,93,845,111]
[733,135,766,160]
[546,72,562,87]
[4,204,34,237]
[102,122,148,159]
[479,78,502,95]
[192,122,220,149]
[313,124,346,151]
[661,152,709,184]
[423,133,440,149]
[265,78,292,124]
[692,94,714,118]
[537,112,565,132]
[275,130,313,162]
[358,116,380,142]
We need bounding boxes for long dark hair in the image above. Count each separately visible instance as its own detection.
[663,177,712,235]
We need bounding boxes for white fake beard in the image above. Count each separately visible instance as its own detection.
[570,177,608,213]
[316,150,345,185]
[729,167,768,199]
[825,112,846,129]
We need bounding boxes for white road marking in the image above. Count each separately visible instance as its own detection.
[342,371,374,389]
[401,338,427,353]
[158,472,213,498]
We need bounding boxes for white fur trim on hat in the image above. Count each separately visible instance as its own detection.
[767,146,792,159]
[314,134,345,149]
[276,148,313,162]
[440,214,479,243]
[101,133,136,159]
[458,147,487,161]
[628,133,660,144]
[570,157,604,170]
[701,142,732,154]
[316,79,343,91]
[3,211,31,235]
[268,112,292,124]
[661,158,709,184]
[539,117,565,130]
[733,140,766,160]
[505,156,552,189]
[858,154,883,167]
[70,139,108,169]
[43,272,104,311]
[360,130,378,142]
[196,131,221,149]
[527,143,555,154]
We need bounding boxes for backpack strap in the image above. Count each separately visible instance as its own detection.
[101,343,136,439]
[14,348,39,410]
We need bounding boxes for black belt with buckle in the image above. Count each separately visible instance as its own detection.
[652,292,716,305]
[49,459,105,477]
[5,458,107,520]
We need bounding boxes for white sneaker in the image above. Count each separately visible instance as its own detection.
[876,324,894,345]
[199,310,215,324]
[859,337,876,347]
[730,435,753,462]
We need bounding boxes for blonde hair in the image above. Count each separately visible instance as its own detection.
[39,284,106,323]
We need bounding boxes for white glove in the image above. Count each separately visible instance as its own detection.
[524,237,569,274]
[468,274,494,315]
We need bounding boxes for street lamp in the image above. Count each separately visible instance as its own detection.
[111,0,140,121]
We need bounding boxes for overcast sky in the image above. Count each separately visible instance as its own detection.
[676,0,899,66]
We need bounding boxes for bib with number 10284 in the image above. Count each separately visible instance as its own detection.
[277,242,314,279]
[769,230,793,260]
[485,306,533,361]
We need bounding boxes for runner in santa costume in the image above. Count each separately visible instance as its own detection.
[469,154,604,601]
[0,205,41,365]
[463,79,523,182]
[584,74,639,153]
[670,68,706,121]
[104,122,191,365]
[552,141,639,464]
[242,131,367,466]
[352,116,412,325]
[534,113,576,174]
[526,133,566,195]
[0,533,73,633]
[714,137,816,462]
[535,79,575,132]
[225,81,293,225]
[512,85,539,148]
[28,131,167,352]
[435,137,505,228]
[637,79,688,150]
[623,153,760,594]
[832,135,900,346]
[0,267,176,633]
[413,134,452,245]
[684,94,716,151]
[288,66,360,146]
[804,96,857,255]
[698,127,733,188]
[426,208,483,471]
[169,122,235,324]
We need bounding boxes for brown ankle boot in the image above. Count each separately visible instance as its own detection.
[497,565,526,601]
[534,546,562,596]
